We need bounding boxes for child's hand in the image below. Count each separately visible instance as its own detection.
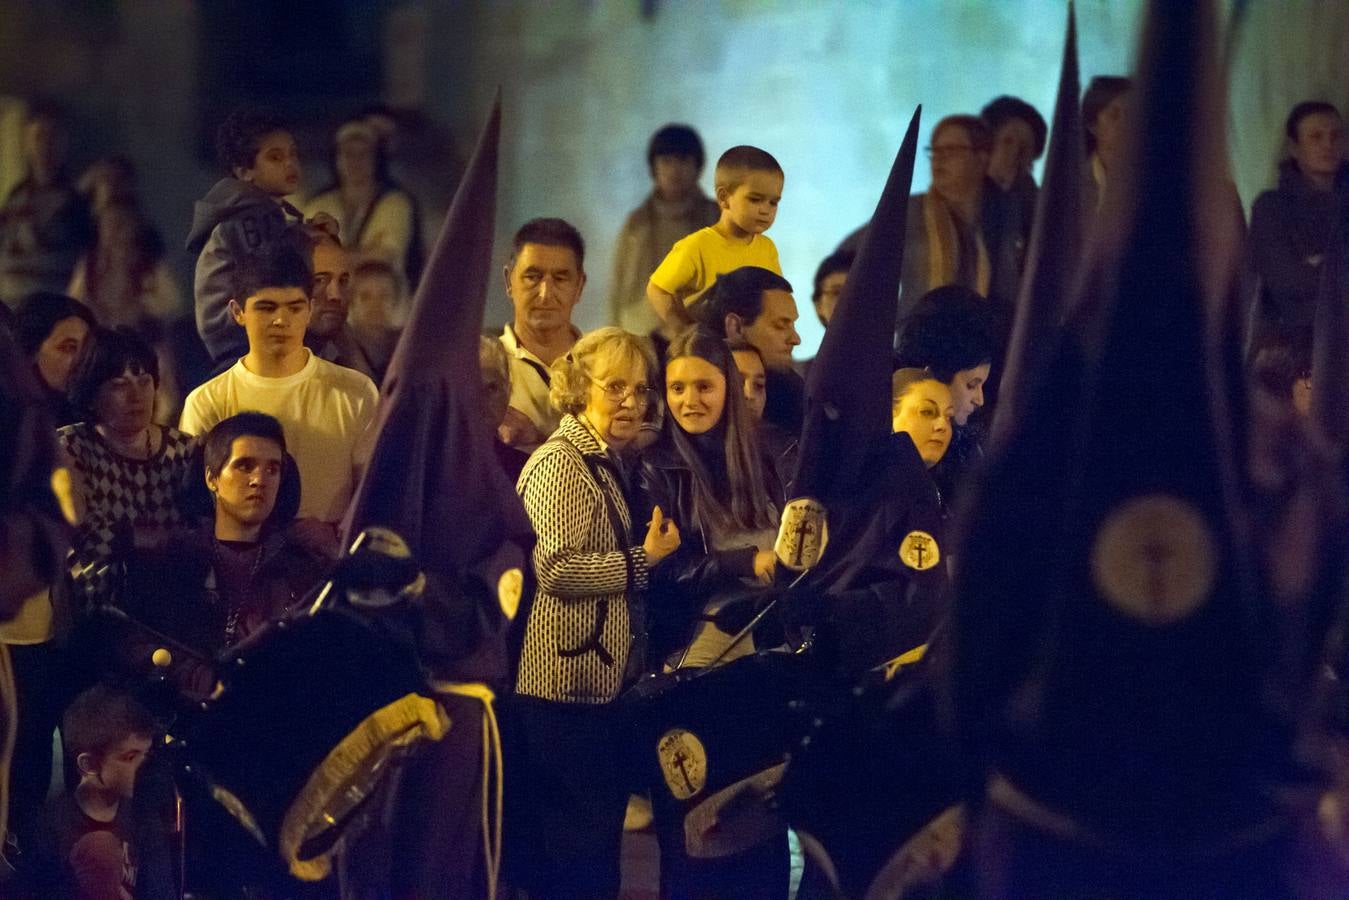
[308,212,341,240]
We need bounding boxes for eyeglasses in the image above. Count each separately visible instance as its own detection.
[593,378,653,406]
[925,144,975,160]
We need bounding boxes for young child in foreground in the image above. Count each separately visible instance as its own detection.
[647,145,785,331]
[40,684,155,899]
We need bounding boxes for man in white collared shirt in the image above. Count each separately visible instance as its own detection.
[498,218,586,451]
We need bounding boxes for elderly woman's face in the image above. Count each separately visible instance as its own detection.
[35,315,89,392]
[95,366,156,434]
[583,355,650,449]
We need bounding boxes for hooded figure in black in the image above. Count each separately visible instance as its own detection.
[337,96,535,899]
[951,2,1349,894]
[774,106,947,678]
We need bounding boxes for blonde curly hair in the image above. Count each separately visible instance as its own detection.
[549,326,658,415]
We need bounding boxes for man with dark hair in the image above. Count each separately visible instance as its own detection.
[118,411,321,688]
[0,101,93,304]
[608,124,720,334]
[498,217,587,450]
[691,265,804,435]
[981,96,1048,193]
[180,247,377,557]
[982,95,1047,286]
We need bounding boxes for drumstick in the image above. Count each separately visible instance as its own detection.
[92,602,217,667]
[703,570,809,669]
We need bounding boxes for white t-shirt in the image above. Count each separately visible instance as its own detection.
[180,351,379,523]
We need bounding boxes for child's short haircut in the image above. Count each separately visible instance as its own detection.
[63,685,155,762]
[232,245,313,305]
[648,124,705,171]
[714,146,784,196]
[508,218,586,272]
[216,106,291,175]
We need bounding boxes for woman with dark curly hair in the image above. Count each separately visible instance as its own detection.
[895,284,999,513]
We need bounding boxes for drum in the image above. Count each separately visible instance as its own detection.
[775,660,966,898]
[624,650,815,858]
[182,601,446,882]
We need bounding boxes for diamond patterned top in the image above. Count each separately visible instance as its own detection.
[58,422,198,606]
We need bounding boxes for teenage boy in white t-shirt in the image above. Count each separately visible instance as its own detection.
[180,244,378,557]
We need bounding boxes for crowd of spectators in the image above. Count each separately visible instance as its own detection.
[0,77,1344,897]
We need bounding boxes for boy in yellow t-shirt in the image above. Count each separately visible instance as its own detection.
[647,145,784,330]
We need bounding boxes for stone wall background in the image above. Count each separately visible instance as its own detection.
[2,1,1346,355]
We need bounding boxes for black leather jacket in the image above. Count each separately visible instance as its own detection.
[633,440,789,663]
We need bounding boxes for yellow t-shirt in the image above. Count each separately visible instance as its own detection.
[649,227,782,305]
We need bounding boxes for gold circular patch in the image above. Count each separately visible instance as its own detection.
[497,567,523,621]
[898,530,940,571]
[657,729,708,800]
[1090,494,1217,626]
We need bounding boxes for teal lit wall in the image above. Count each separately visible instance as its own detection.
[439,0,1147,355]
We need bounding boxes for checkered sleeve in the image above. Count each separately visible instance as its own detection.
[67,512,123,609]
[520,445,647,599]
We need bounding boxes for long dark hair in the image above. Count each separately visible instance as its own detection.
[664,328,775,534]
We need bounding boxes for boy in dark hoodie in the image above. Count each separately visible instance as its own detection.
[186,107,334,368]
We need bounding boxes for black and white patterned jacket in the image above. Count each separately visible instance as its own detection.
[514,415,649,703]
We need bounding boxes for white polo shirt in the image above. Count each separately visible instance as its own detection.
[500,323,577,449]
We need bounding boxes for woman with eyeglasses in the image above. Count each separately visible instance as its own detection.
[635,326,790,898]
[511,326,680,899]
